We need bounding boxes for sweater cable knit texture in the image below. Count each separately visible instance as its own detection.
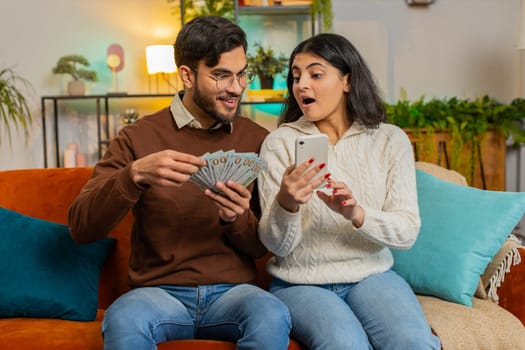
[258,117,421,284]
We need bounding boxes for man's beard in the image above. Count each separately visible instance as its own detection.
[192,83,240,125]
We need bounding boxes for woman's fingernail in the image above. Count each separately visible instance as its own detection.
[319,163,326,169]
[341,200,347,206]
[324,173,331,179]
[333,189,338,194]
[309,157,315,164]
[325,183,331,188]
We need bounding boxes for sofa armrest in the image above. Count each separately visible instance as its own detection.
[497,246,525,326]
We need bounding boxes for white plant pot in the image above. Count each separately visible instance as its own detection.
[67,81,85,96]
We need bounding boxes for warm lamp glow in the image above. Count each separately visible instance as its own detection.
[145,45,177,74]
[107,54,121,70]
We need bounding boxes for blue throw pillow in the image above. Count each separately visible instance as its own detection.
[0,207,115,321]
[392,170,525,307]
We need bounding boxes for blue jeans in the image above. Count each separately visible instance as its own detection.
[270,270,441,350]
[102,283,291,350]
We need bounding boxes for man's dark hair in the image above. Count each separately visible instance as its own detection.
[174,16,248,69]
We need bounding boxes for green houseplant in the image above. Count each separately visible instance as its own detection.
[0,67,32,146]
[52,55,98,95]
[386,94,525,189]
[247,42,288,89]
[167,0,234,23]
[312,0,333,32]
[167,0,333,30]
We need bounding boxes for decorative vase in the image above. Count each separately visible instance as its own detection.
[67,81,85,96]
[258,74,274,90]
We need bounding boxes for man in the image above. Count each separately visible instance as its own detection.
[68,16,290,350]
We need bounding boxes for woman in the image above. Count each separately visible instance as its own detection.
[257,33,440,350]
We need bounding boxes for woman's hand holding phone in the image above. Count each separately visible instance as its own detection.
[295,134,328,181]
[276,134,331,213]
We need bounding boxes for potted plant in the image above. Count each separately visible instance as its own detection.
[52,55,98,96]
[386,93,525,190]
[167,0,234,23]
[312,0,333,32]
[120,109,140,125]
[247,42,288,90]
[0,66,32,146]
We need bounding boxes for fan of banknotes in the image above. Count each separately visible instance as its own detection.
[190,150,267,193]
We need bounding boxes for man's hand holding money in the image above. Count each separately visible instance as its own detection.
[190,150,267,222]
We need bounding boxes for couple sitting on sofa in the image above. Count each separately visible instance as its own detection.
[66,15,524,350]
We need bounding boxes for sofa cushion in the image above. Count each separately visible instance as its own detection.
[0,310,104,350]
[392,169,525,306]
[418,295,525,350]
[0,207,115,321]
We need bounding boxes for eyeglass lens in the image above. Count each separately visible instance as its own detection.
[217,72,255,90]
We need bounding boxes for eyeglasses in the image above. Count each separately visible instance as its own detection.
[193,68,255,90]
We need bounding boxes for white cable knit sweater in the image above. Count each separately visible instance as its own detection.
[258,117,421,284]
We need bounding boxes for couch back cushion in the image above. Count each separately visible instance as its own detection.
[0,167,132,309]
[0,167,277,310]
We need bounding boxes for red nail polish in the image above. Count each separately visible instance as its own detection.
[326,183,331,188]
[319,163,326,169]
[308,158,315,164]
[341,200,347,206]
[333,189,338,194]
[324,173,331,179]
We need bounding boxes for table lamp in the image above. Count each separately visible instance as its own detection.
[107,43,125,94]
[146,44,177,94]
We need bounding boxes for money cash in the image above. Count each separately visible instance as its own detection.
[190,150,267,193]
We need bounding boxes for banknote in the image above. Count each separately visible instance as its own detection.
[190,149,266,193]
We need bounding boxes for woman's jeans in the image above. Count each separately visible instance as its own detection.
[102,283,291,350]
[270,269,441,350]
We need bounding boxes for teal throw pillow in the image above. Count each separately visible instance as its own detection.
[0,207,115,321]
[392,170,525,307]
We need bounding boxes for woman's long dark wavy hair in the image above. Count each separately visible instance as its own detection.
[279,33,386,128]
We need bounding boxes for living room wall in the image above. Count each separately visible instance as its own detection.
[0,0,522,172]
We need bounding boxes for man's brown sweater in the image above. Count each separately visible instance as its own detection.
[68,106,269,287]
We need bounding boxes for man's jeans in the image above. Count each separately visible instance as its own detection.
[270,269,441,350]
[102,283,291,350]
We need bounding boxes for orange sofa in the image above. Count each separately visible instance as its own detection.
[0,167,304,350]
[0,165,525,350]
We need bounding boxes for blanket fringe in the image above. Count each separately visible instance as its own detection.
[487,234,522,303]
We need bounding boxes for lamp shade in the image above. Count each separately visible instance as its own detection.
[146,45,177,74]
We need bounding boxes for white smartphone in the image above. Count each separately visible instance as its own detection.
[295,134,329,182]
